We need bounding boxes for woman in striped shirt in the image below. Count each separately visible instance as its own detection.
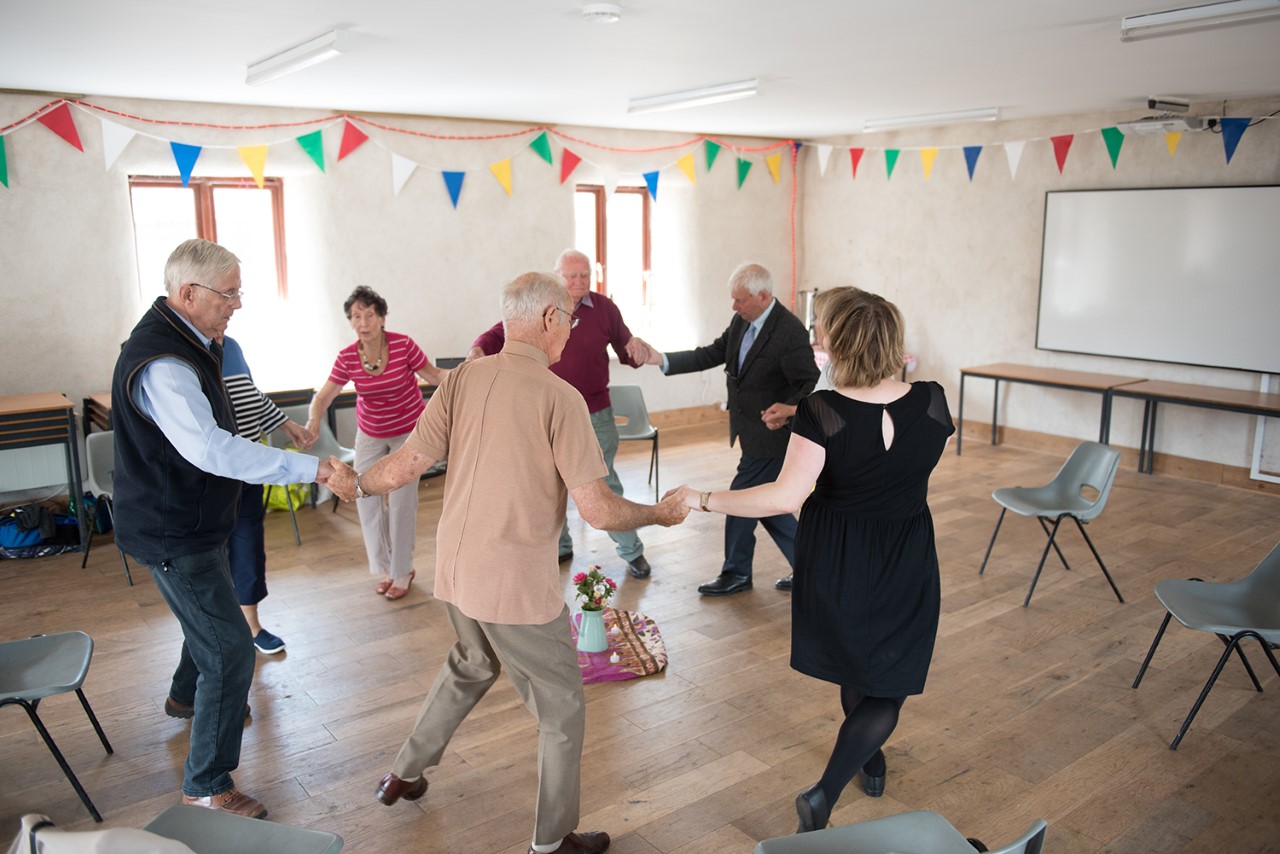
[305,286,449,600]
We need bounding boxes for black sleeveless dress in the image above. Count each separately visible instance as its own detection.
[789,382,954,696]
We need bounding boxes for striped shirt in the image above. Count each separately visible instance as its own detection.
[327,331,428,438]
[221,336,288,440]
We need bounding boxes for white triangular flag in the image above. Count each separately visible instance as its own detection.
[391,153,417,196]
[100,119,137,170]
[603,173,619,197]
[816,144,832,176]
[1003,140,1025,180]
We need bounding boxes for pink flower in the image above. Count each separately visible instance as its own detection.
[572,572,587,584]
[605,578,617,589]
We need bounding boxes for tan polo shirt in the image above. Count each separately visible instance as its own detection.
[404,339,607,625]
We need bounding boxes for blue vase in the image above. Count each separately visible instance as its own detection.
[577,608,608,652]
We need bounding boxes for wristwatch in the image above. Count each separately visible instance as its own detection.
[354,474,369,500]
[700,491,712,512]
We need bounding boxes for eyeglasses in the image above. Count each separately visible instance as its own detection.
[187,282,244,302]
[552,306,580,329]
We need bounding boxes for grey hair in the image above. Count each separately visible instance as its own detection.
[501,272,570,323]
[164,239,240,294]
[728,262,773,297]
[554,248,590,273]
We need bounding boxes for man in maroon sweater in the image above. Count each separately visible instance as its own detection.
[467,249,655,579]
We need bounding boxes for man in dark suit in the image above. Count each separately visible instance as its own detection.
[630,263,819,594]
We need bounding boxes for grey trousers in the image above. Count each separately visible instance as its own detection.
[353,429,418,582]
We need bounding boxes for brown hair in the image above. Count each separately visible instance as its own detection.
[343,285,387,319]
[816,288,904,389]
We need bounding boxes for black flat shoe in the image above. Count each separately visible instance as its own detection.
[860,769,885,797]
[795,783,830,833]
[697,574,752,596]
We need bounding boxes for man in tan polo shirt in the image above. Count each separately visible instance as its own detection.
[326,271,689,854]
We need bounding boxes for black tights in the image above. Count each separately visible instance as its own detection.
[815,687,905,808]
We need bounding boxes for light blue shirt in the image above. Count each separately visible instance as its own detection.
[131,310,318,484]
[661,297,776,373]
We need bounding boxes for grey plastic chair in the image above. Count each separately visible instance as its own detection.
[79,431,133,586]
[0,631,113,822]
[753,810,1047,854]
[277,404,355,512]
[610,385,659,500]
[1132,540,1280,749]
[979,441,1124,607]
[144,804,344,853]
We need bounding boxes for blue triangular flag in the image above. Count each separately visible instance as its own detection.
[170,142,202,187]
[963,145,982,181]
[791,140,802,154]
[442,170,465,208]
[643,170,659,202]
[1219,118,1250,164]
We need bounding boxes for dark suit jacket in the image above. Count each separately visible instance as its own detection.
[666,300,819,459]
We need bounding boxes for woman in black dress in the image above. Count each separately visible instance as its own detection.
[675,288,953,832]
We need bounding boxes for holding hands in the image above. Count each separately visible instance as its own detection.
[280,419,315,451]
[625,336,663,366]
[326,456,358,501]
[761,402,797,431]
[655,487,693,526]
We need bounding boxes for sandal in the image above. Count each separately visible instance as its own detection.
[375,577,393,596]
[385,570,416,601]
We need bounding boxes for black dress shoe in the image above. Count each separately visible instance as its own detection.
[627,555,652,579]
[775,574,793,590]
[795,783,830,833]
[860,768,885,797]
[697,573,752,596]
[375,772,428,806]
[528,830,610,853]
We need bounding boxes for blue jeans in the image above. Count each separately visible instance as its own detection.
[148,545,255,797]
[723,454,798,578]
[559,406,644,562]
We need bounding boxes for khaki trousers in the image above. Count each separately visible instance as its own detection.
[353,429,418,582]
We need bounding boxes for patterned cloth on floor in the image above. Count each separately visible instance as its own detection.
[570,608,667,684]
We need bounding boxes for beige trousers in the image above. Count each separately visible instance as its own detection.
[353,429,418,582]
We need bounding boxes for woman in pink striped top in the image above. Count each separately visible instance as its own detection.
[306,286,449,600]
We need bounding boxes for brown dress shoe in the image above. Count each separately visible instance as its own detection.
[181,788,268,819]
[375,772,428,806]
[528,830,610,854]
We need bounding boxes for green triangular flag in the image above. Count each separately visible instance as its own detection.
[296,130,325,173]
[529,131,553,165]
[885,149,900,179]
[0,136,8,188]
[1101,127,1124,169]
[736,157,752,188]
[706,139,722,171]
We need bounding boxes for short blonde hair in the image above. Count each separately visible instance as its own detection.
[817,288,904,389]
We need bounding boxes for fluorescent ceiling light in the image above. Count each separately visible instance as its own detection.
[862,107,1000,133]
[1121,0,1280,41]
[627,79,758,115]
[246,29,350,87]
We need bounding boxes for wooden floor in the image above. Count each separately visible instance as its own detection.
[2,421,1279,852]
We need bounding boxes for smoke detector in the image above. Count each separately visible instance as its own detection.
[583,3,622,23]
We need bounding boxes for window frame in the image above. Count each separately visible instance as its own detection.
[575,184,651,301]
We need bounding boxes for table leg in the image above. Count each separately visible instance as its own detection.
[957,374,966,455]
[65,409,87,544]
[1100,391,1112,444]
[991,380,999,446]
[1147,402,1159,474]
[1137,400,1151,473]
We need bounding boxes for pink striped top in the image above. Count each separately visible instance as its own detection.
[327,331,429,438]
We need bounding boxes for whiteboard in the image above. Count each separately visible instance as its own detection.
[1036,186,1280,374]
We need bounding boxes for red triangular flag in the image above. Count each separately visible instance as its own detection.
[849,147,865,179]
[37,103,84,152]
[1050,135,1073,174]
[560,148,582,184]
[337,120,369,161]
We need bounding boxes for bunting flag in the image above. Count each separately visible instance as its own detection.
[100,120,137,170]
[1004,140,1025,179]
[884,149,900,180]
[337,120,368,161]
[442,170,465,208]
[676,152,696,184]
[765,152,782,184]
[170,142,202,187]
[920,148,938,180]
[560,148,582,184]
[1165,131,1182,157]
[736,157,752,188]
[296,130,325,172]
[529,131,553,164]
[849,147,865,178]
[391,153,417,195]
[705,139,722,171]
[237,145,268,188]
[642,169,659,201]
[1051,134,1073,173]
[816,143,832,176]
[36,102,83,151]
[792,140,802,154]
[963,145,982,181]
[0,137,8,188]
[603,173,619,196]
[1220,118,1250,164]
[489,159,512,195]
[1101,127,1124,169]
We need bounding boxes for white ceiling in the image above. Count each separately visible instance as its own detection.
[4,0,1280,139]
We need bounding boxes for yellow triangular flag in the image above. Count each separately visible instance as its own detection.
[1165,131,1182,157]
[237,145,268,189]
[676,152,696,184]
[489,159,512,196]
[765,152,782,184]
[920,148,939,180]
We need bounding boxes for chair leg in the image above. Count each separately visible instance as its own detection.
[14,699,104,822]
[1036,516,1072,570]
[1132,611,1174,689]
[1219,633,1264,692]
[1169,630,1268,750]
[101,501,132,587]
[1023,516,1063,607]
[80,526,96,569]
[978,508,1007,575]
[1071,517,1123,603]
[286,494,301,547]
[75,688,114,754]
[650,437,659,502]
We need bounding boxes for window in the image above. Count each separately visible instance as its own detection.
[574,185,651,325]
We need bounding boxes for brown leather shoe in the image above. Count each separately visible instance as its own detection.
[375,772,428,805]
[528,830,610,854]
[164,697,251,720]
[181,788,268,819]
